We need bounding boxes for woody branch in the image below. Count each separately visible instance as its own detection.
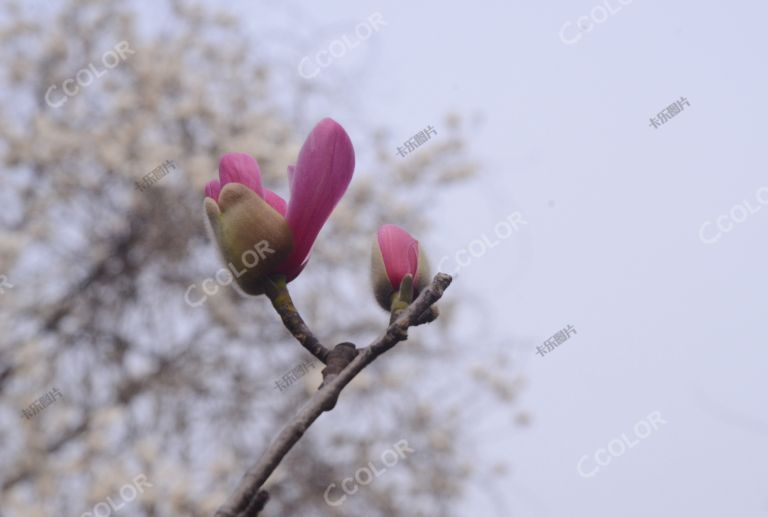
[214,272,453,517]
[263,276,331,363]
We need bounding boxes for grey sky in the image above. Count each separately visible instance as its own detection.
[198,0,768,514]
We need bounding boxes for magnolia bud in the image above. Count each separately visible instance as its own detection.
[371,224,431,311]
[205,183,294,295]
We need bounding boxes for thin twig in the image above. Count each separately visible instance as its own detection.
[263,276,331,363]
[214,273,452,517]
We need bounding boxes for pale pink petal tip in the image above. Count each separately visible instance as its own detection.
[204,179,222,201]
[264,189,288,216]
[218,152,264,197]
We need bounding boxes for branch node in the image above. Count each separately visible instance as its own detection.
[216,274,453,516]
[320,342,358,410]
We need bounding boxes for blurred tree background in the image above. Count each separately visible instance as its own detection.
[0,1,527,515]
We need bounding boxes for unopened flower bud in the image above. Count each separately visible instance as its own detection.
[371,224,431,311]
[205,155,294,295]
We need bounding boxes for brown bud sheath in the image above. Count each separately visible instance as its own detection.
[205,183,294,295]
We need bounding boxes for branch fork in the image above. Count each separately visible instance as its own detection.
[215,273,452,516]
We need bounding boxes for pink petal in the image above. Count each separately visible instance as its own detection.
[279,118,355,279]
[218,153,264,197]
[263,189,287,217]
[285,259,308,281]
[287,165,296,194]
[377,224,419,288]
[204,179,222,202]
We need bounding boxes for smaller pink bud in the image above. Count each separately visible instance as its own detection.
[371,224,431,311]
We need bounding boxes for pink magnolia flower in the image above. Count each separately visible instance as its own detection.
[371,224,431,310]
[204,118,355,294]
